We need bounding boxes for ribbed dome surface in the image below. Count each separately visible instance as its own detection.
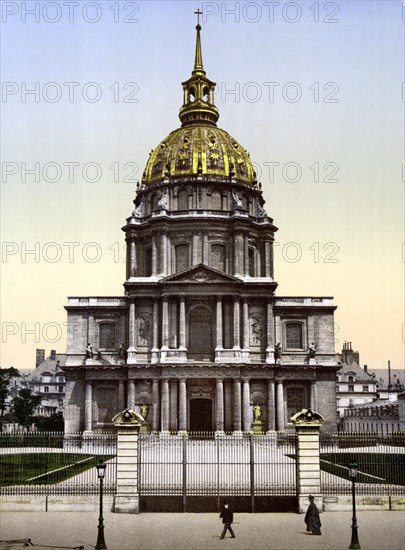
[143,125,256,186]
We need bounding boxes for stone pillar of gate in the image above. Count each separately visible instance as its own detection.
[291,408,324,513]
[112,408,143,514]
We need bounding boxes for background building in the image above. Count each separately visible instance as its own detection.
[336,342,377,419]
[63,23,339,434]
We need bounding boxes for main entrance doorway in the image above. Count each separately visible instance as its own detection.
[189,398,212,432]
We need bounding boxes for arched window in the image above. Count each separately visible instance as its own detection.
[99,322,116,349]
[176,244,190,272]
[285,322,303,349]
[178,189,189,210]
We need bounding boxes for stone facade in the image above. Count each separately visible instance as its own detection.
[63,23,339,434]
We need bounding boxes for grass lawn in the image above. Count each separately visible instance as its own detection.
[320,453,405,485]
[0,453,113,486]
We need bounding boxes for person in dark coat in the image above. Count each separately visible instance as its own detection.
[304,495,322,535]
[219,500,235,539]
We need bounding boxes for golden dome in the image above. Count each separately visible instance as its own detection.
[142,22,256,187]
[143,126,256,185]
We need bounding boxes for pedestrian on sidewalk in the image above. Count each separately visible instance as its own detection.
[304,495,322,535]
[219,500,236,539]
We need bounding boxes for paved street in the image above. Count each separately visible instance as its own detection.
[1,511,404,550]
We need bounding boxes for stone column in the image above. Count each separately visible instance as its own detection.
[113,410,142,514]
[118,380,126,411]
[291,409,324,513]
[85,381,92,432]
[269,241,274,279]
[216,379,224,433]
[244,233,249,276]
[161,379,170,432]
[276,380,285,430]
[233,379,242,433]
[152,379,159,431]
[161,297,169,352]
[192,232,199,265]
[179,298,186,350]
[129,237,136,278]
[266,300,275,363]
[242,379,251,432]
[265,241,271,277]
[242,299,249,350]
[167,234,172,275]
[233,232,242,276]
[202,232,209,265]
[267,380,276,431]
[310,381,317,411]
[151,234,157,276]
[161,232,167,276]
[127,380,135,410]
[215,297,223,350]
[127,299,137,364]
[170,301,178,348]
[169,380,178,432]
[178,379,187,433]
[233,297,241,349]
[151,299,159,363]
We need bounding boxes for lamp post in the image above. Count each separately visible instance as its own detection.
[349,462,360,549]
[95,458,107,550]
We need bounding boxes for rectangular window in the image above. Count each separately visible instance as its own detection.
[285,322,303,349]
[58,386,64,393]
[99,322,116,349]
[348,385,354,392]
[362,386,369,392]
[44,386,49,393]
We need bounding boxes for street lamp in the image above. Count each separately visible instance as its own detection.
[349,462,360,550]
[95,458,107,550]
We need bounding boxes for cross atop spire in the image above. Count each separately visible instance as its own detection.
[194,8,202,27]
[193,10,204,73]
[178,13,219,127]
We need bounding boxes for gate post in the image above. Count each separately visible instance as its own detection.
[112,408,144,514]
[290,408,324,514]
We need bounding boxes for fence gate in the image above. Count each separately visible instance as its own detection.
[138,433,297,512]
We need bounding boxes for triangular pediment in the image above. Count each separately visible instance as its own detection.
[162,264,240,284]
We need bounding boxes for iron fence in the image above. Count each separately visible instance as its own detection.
[138,432,297,497]
[1,430,403,501]
[320,432,405,496]
[0,431,117,496]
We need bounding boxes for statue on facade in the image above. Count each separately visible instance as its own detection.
[232,190,242,209]
[309,342,317,358]
[274,342,281,360]
[140,403,149,421]
[158,188,169,209]
[253,403,261,422]
[118,342,127,361]
[85,343,94,359]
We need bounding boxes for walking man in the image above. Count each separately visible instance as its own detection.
[304,495,322,535]
[219,500,236,539]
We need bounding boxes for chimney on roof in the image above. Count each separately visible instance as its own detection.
[36,349,45,368]
[363,364,368,373]
[50,350,56,361]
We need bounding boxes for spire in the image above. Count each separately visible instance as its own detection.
[193,10,204,73]
[178,14,219,127]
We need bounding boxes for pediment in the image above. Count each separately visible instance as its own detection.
[163,264,240,284]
